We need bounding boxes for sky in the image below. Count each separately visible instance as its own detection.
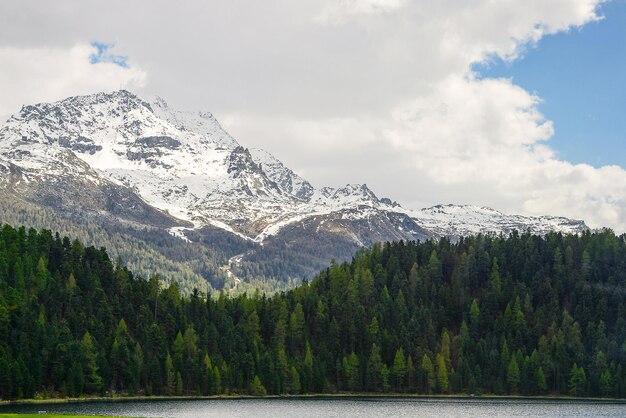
[1,0,626,232]
[474,0,626,169]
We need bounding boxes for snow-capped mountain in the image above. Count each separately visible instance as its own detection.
[249,148,314,201]
[0,90,589,288]
[409,204,588,238]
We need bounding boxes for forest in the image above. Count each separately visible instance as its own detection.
[1,223,626,399]
[0,194,344,295]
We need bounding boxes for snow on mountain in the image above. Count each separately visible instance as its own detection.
[0,90,304,235]
[0,90,589,246]
[409,204,588,238]
[310,184,383,208]
[150,96,239,149]
[249,148,314,201]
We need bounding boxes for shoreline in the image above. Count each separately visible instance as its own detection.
[3,393,626,406]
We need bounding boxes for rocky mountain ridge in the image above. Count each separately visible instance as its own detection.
[0,90,589,290]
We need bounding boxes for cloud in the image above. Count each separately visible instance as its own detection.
[384,75,626,231]
[89,42,129,68]
[2,0,624,231]
[222,71,626,232]
[317,0,408,24]
[219,0,624,231]
[0,43,146,115]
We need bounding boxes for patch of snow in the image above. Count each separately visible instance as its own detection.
[168,226,192,243]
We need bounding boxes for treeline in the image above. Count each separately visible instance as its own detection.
[0,195,229,294]
[1,224,626,399]
[234,228,360,283]
[0,194,350,294]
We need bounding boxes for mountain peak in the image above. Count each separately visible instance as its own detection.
[0,90,589,245]
[412,203,588,238]
[425,204,504,216]
[228,146,261,176]
[59,89,152,111]
[334,183,379,202]
[249,148,314,201]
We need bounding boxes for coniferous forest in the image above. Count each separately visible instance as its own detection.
[1,223,626,400]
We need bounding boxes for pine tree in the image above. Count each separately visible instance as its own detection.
[288,367,301,394]
[289,303,305,355]
[212,366,222,395]
[436,353,449,393]
[421,354,435,394]
[303,343,314,393]
[507,357,520,393]
[599,370,613,397]
[250,375,267,396]
[165,353,176,395]
[381,364,391,392]
[392,348,407,391]
[80,331,103,394]
[406,355,416,391]
[176,372,184,395]
[536,367,547,394]
[343,352,360,391]
[569,364,586,396]
[367,343,383,391]
[489,257,501,295]
[203,353,212,395]
[441,330,452,373]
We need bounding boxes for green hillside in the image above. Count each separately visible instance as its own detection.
[1,224,625,399]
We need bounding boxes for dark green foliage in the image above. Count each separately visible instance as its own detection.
[1,225,626,399]
[0,196,225,295]
[0,195,353,294]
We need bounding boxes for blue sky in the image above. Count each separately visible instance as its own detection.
[474,0,626,168]
[89,42,129,68]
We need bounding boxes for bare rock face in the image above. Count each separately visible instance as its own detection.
[0,90,589,288]
[58,136,103,154]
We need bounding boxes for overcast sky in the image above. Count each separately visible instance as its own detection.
[2,0,626,232]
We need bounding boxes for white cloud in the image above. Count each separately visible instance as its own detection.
[3,0,625,231]
[221,69,626,232]
[317,0,408,24]
[221,0,625,231]
[384,75,626,231]
[0,43,146,115]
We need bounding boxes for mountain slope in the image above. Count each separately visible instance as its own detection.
[2,224,625,399]
[409,204,589,238]
[0,90,589,291]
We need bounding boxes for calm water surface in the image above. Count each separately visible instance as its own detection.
[1,397,625,417]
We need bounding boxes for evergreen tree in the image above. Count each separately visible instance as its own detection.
[569,364,586,396]
[536,367,548,394]
[80,332,103,394]
[176,372,183,395]
[392,348,407,391]
[381,364,391,392]
[288,367,301,394]
[436,353,449,393]
[507,357,520,393]
[343,352,360,391]
[165,353,176,395]
[303,343,314,393]
[421,354,435,394]
[250,375,267,396]
[367,343,384,391]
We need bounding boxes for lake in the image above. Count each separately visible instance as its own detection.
[1,397,625,417]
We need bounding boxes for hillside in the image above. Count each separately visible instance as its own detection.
[0,91,589,293]
[0,225,625,399]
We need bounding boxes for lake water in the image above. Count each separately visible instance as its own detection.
[1,397,625,417]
